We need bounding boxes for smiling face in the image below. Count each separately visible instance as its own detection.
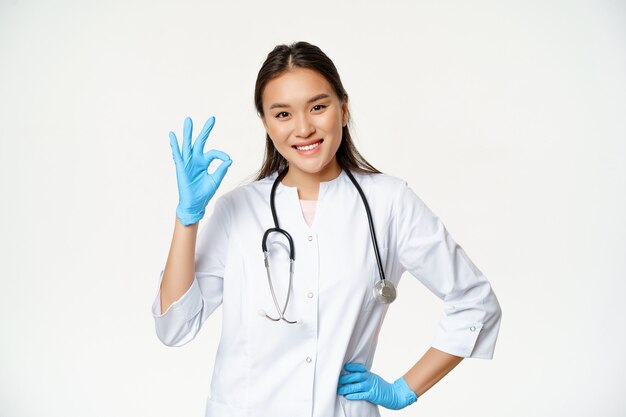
[261,67,348,185]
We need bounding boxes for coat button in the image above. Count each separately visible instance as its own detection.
[470,326,476,331]
[307,236,313,241]
[306,357,312,363]
[307,292,314,298]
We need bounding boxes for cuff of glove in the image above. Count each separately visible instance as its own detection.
[393,376,419,406]
[176,207,205,226]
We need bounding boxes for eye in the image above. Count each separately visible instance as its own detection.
[312,104,327,111]
[275,111,289,119]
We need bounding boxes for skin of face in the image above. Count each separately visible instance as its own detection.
[261,67,348,188]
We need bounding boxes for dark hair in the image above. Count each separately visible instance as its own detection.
[252,41,381,181]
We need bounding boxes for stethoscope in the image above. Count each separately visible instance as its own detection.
[259,166,397,324]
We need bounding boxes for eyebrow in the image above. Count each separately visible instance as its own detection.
[268,93,331,110]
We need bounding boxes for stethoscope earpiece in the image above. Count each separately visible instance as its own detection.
[257,308,302,324]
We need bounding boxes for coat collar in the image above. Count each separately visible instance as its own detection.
[264,167,350,196]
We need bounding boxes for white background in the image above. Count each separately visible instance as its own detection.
[1,1,624,416]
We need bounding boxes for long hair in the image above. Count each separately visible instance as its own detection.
[252,41,382,181]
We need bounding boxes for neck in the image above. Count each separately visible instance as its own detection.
[281,160,342,200]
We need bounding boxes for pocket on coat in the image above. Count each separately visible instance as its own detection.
[204,397,246,417]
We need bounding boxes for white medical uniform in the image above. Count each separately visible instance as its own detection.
[151,168,502,417]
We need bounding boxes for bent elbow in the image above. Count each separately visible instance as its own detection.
[154,312,203,347]
[152,299,204,347]
[488,287,502,325]
[155,325,197,347]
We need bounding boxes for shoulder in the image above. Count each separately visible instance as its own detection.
[349,170,408,197]
[347,171,416,224]
[212,173,275,209]
[349,170,427,219]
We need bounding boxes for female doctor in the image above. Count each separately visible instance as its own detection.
[152,41,502,417]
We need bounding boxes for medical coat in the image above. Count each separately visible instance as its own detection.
[151,168,502,417]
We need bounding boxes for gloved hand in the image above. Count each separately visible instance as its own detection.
[168,116,232,226]
[337,363,418,410]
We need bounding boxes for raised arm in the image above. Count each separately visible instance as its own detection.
[159,218,199,314]
[151,115,232,346]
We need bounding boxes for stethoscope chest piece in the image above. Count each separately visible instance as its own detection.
[373,279,397,304]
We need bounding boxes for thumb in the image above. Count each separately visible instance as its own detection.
[344,363,367,373]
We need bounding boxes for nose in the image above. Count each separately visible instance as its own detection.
[295,113,315,137]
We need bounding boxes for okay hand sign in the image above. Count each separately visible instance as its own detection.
[169,116,232,226]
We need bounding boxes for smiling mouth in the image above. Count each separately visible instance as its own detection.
[293,139,323,151]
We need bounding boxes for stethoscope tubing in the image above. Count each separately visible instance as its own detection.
[343,168,387,283]
[260,166,391,324]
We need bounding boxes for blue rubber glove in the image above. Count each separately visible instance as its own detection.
[337,363,418,410]
[168,116,232,226]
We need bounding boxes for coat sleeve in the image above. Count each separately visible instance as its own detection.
[151,195,231,347]
[394,182,502,359]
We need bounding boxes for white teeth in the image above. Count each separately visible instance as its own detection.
[295,140,321,151]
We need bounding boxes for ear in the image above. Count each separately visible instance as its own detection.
[341,98,349,127]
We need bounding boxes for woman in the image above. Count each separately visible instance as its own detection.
[152,41,502,417]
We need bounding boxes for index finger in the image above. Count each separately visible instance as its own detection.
[202,149,231,165]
